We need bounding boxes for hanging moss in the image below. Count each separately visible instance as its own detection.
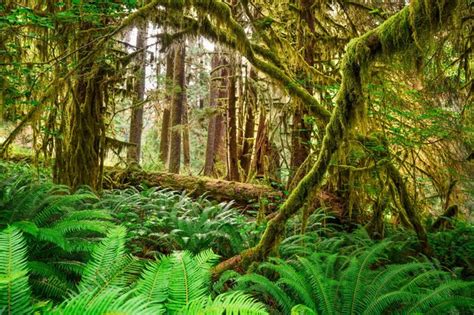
[213,0,459,274]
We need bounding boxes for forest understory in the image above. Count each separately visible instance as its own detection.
[0,0,473,314]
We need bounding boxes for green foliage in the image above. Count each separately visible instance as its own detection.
[99,187,259,257]
[0,224,267,314]
[429,221,474,278]
[0,227,32,315]
[234,240,474,314]
[0,163,116,300]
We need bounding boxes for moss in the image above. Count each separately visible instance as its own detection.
[219,0,457,271]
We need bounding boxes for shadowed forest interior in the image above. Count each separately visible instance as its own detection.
[0,0,473,314]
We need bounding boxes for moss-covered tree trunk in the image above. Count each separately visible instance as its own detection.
[204,54,220,176]
[204,52,227,177]
[214,0,458,274]
[168,44,185,173]
[159,50,174,165]
[240,68,257,180]
[182,96,191,170]
[54,24,105,191]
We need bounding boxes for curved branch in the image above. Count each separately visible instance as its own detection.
[213,0,459,274]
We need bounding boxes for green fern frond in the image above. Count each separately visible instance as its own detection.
[50,288,164,315]
[52,260,86,276]
[426,296,474,314]
[406,280,474,313]
[64,209,113,221]
[260,258,316,310]
[79,225,127,290]
[297,256,335,315]
[136,256,172,304]
[291,304,318,315]
[0,226,32,315]
[34,192,99,226]
[340,241,390,315]
[237,273,295,314]
[183,291,268,315]
[166,250,212,312]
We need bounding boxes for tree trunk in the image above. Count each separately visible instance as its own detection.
[168,44,185,173]
[204,54,220,176]
[182,97,191,171]
[104,168,283,208]
[227,60,239,181]
[159,49,174,165]
[204,52,227,177]
[127,21,147,163]
[240,68,256,180]
[54,24,105,191]
[214,0,455,274]
[289,103,312,181]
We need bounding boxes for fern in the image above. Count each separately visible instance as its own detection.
[49,288,164,315]
[0,226,32,315]
[79,226,141,291]
[183,291,268,314]
[236,239,474,314]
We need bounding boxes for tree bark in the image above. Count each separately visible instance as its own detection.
[204,54,220,176]
[54,24,105,191]
[214,0,456,274]
[240,68,256,180]
[159,49,174,165]
[127,21,147,163]
[204,52,227,177]
[227,60,239,181]
[182,97,191,170]
[104,168,283,208]
[168,44,185,173]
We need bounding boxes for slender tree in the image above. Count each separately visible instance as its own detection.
[127,20,147,163]
[168,44,186,173]
[159,49,174,165]
[227,57,239,181]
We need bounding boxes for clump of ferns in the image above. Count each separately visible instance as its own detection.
[229,240,474,314]
[0,226,268,314]
[0,172,115,301]
[98,186,258,258]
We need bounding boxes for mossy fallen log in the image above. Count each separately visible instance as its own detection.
[103,167,284,209]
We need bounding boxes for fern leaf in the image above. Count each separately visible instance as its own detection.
[0,226,32,315]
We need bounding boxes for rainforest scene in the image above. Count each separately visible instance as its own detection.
[0,0,473,314]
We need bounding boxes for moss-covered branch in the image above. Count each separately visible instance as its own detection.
[214,0,459,274]
[149,0,331,123]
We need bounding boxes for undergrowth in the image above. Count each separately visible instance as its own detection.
[0,161,473,314]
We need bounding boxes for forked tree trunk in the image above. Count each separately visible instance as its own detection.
[168,44,185,173]
[127,21,147,163]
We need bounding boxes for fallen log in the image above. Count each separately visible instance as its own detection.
[103,167,284,209]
